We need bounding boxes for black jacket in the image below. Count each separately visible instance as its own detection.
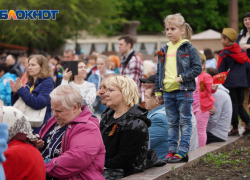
[218,43,249,89]
[236,32,250,87]
[100,104,151,177]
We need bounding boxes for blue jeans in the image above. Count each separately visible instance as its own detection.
[163,90,193,153]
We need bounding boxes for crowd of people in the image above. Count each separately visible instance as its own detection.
[0,11,250,179]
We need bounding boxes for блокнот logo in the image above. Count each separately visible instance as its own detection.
[0,10,59,20]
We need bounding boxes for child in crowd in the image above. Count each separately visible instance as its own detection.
[204,48,217,69]
[206,68,232,144]
[87,54,97,68]
[213,50,221,63]
[155,13,202,163]
[108,55,120,74]
[192,53,218,147]
[0,63,17,106]
[218,28,250,136]
[86,55,98,79]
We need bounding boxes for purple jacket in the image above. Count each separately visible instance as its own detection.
[39,106,105,180]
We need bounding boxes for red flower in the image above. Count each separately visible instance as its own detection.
[155,50,165,63]
[200,81,205,92]
[108,123,118,136]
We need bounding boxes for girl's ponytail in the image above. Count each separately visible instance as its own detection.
[183,23,193,41]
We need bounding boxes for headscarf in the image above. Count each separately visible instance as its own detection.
[0,106,37,144]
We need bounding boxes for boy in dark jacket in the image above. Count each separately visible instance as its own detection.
[218,28,250,136]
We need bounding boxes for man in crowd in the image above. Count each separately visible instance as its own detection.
[18,53,28,75]
[55,49,75,86]
[63,49,75,61]
[5,55,22,78]
[118,35,143,99]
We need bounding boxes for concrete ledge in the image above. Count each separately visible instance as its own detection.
[122,136,240,180]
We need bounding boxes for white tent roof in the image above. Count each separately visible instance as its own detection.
[191,29,221,40]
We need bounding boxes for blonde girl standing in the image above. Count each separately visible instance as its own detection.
[155,13,202,163]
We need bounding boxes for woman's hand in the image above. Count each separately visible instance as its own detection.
[156,96,163,103]
[243,44,250,51]
[63,68,72,81]
[9,78,23,94]
[37,139,44,149]
[35,134,44,149]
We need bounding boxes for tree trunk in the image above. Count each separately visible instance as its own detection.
[228,0,238,34]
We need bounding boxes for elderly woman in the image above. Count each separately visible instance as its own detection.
[1,106,45,180]
[37,84,105,180]
[144,87,169,160]
[10,55,55,134]
[100,75,151,177]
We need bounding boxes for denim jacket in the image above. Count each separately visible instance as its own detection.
[155,41,202,93]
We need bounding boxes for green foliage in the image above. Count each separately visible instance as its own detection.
[1,0,250,53]
[0,0,125,53]
[171,166,175,175]
[117,0,250,33]
[203,148,249,170]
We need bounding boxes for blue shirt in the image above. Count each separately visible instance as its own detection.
[205,58,217,69]
[0,123,8,180]
[147,105,169,159]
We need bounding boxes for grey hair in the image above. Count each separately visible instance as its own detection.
[50,84,83,110]
[64,49,75,55]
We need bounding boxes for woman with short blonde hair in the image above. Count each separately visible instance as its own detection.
[100,75,151,178]
[105,75,139,108]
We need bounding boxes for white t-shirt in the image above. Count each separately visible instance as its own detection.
[239,32,250,48]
